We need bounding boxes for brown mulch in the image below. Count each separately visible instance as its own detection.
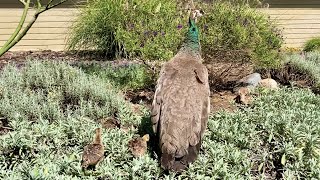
[204,49,254,91]
[0,50,78,69]
[258,63,315,88]
[0,50,112,62]
[210,91,238,113]
[0,117,12,135]
[0,50,147,71]
[124,88,238,114]
[125,89,155,110]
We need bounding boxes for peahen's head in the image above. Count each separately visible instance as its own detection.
[183,9,204,53]
[190,9,204,23]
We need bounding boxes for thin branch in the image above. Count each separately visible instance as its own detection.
[40,0,68,14]
[5,0,68,51]
[1,126,13,130]
[0,0,69,56]
[46,0,55,8]
[7,14,40,50]
[19,0,27,6]
[0,0,30,55]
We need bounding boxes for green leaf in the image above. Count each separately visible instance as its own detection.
[268,132,273,143]
[155,3,161,13]
[258,162,264,172]
[281,154,286,165]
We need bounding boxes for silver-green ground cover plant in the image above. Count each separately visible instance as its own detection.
[0,61,319,179]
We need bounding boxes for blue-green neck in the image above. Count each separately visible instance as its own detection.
[181,18,200,54]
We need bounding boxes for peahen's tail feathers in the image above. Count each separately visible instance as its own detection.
[160,142,201,172]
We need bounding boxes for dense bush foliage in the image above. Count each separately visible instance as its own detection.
[200,2,283,67]
[303,37,320,52]
[68,0,283,68]
[220,0,263,7]
[68,0,185,60]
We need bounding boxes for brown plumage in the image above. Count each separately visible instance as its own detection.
[100,117,121,129]
[151,9,210,172]
[235,87,252,105]
[81,128,104,170]
[128,134,150,157]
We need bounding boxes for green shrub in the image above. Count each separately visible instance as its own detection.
[303,37,320,52]
[208,88,320,179]
[221,0,263,7]
[78,63,155,90]
[286,52,320,90]
[68,0,282,68]
[200,2,283,68]
[0,61,140,125]
[68,0,185,60]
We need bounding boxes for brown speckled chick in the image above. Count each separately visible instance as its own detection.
[128,134,149,157]
[81,128,104,170]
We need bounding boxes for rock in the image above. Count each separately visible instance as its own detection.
[258,78,278,90]
[236,73,262,87]
[233,73,261,92]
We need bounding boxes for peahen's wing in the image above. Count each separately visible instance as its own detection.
[194,64,210,139]
[151,63,177,134]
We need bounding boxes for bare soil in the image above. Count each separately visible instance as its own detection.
[0,117,12,135]
[210,90,238,113]
[124,88,238,114]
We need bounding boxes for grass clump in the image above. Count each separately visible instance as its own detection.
[78,63,155,90]
[304,37,320,52]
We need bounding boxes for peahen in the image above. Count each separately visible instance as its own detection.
[151,9,210,172]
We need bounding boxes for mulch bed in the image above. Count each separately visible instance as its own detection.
[0,50,146,70]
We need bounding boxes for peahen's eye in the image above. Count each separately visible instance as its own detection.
[192,28,196,31]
